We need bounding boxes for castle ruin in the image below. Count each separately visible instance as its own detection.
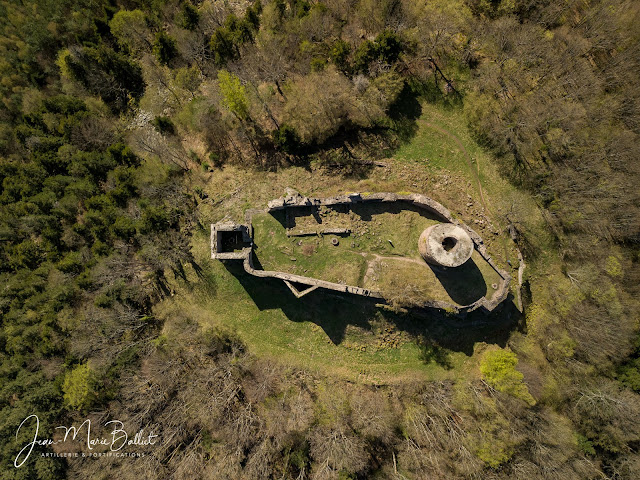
[211,191,510,313]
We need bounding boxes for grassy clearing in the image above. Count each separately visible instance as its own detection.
[160,100,542,382]
[156,229,468,383]
[392,102,550,270]
[251,203,442,276]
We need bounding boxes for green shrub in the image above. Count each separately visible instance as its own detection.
[63,363,98,410]
[209,151,222,167]
[57,251,83,274]
[188,149,200,163]
[576,434,596,456]
[310,57,327,72]
[480,349,535,405]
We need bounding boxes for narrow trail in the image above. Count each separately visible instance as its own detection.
[420,120,489,213]
[362,253,428,286]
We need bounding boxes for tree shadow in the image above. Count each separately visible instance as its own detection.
[427,259,488,305]
[221,259,521,355]
[190,260,205,279]
[403,297,522,356]
[417,336,453,369]
[270,200,442,233]
[387,82,423,143]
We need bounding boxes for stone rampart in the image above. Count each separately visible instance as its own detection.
[213,191,511,313]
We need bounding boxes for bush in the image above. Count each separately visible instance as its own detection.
[152,116,175,135]
[480,349,535,405]
[63,363,98,410]
[310,57,327,71]
[188,149,200,163]
[112,216,137,240]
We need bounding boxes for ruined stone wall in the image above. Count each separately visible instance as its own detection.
[214,191,511,313]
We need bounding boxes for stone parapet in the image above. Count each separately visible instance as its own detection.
[212,191,511,313]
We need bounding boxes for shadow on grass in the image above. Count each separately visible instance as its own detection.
[222,260,521,357]
[406,77,464,110]
[387,83,423,143]
[221,260,374,343]
[349,199,442,223]
[427,259,487,305]
[417,337,454,369]
[263,199,442,236]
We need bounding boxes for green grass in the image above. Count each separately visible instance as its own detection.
[251,203,504,307]
[393,103,550,271]
[252,211,368,285]
[157,229,468,383]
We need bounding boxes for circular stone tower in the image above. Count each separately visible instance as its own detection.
[419,224,473,268]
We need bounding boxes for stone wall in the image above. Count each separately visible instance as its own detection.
[212,191,511,313]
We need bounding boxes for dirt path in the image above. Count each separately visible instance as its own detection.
[420,120,489,212]
[362,253,427,285]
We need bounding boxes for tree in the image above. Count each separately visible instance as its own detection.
[353,40,378,73]
[153,32,178,66]
[353,30,404,73]
[330,39,351,72]
[480,349,535,405]
[209,3,263,66]
[174,66,201,96]
[210,27,236,65]
[180,3,200,31]
[63,363,98,410]
[152,116,175,135]
[282,66,402,144]
[272,124,300,153]
[60,45,145,113]
[109,10,151,55]
[217,70,250,120]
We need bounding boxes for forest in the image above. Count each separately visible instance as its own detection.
[0,0,639,479]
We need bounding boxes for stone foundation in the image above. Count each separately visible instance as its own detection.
[211,191,511,314]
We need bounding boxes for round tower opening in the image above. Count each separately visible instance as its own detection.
[441,237,457,252]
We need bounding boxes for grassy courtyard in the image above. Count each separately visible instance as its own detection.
[251,202,504,307]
